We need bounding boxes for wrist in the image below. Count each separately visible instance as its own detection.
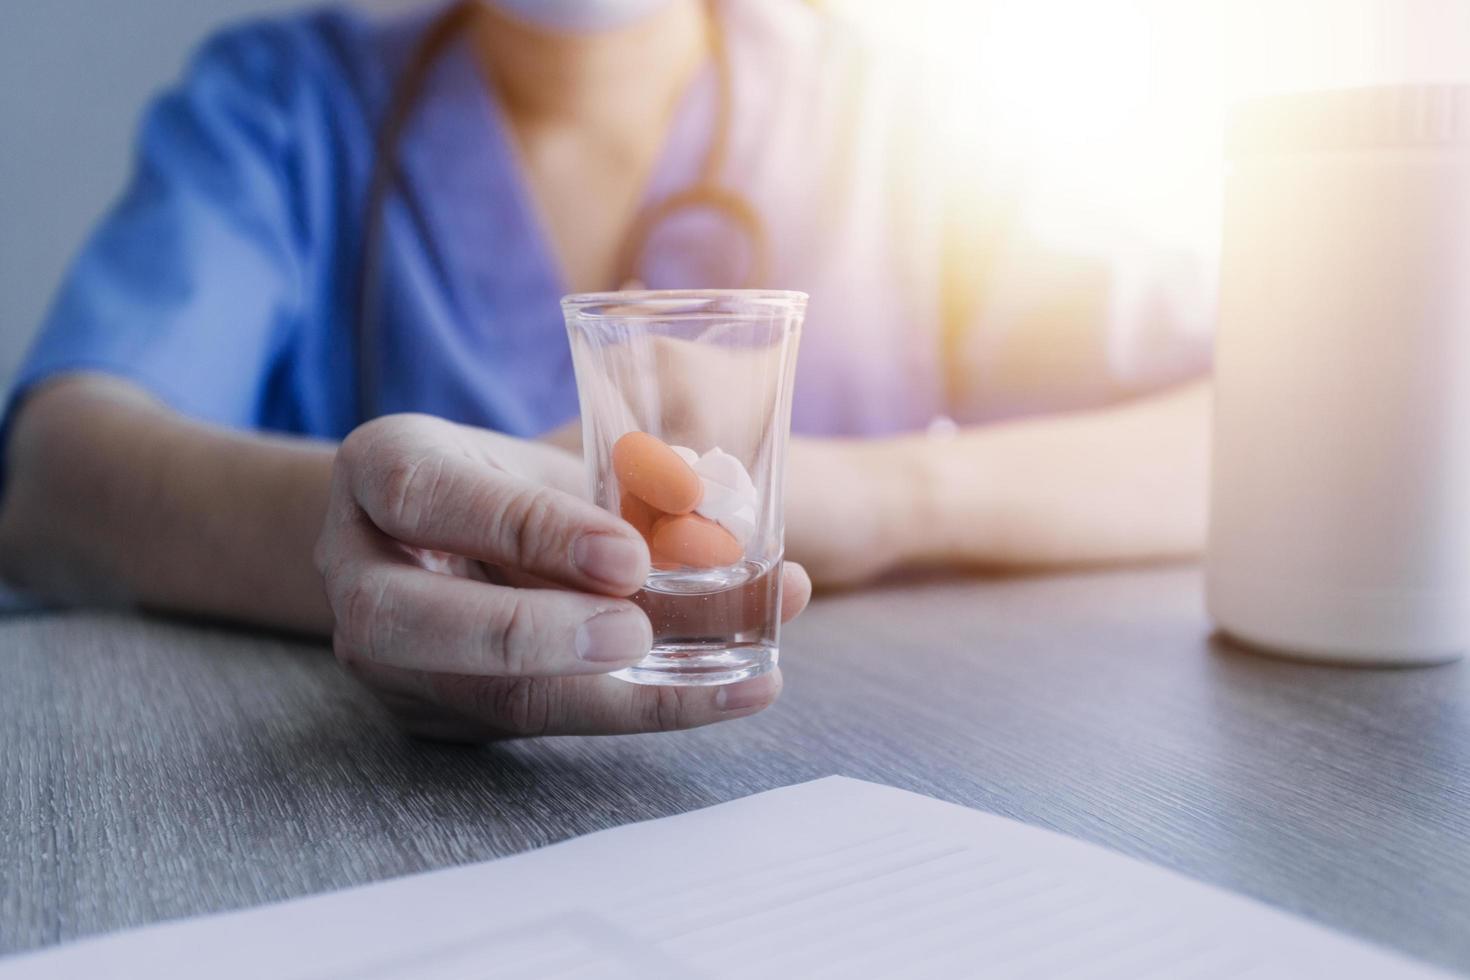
[886,424,1005,570]
[853,434,934,572]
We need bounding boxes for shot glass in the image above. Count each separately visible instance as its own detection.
[563,290,806,686]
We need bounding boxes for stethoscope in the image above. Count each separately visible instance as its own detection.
[356,0,769,423]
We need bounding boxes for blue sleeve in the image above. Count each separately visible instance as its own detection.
[0,24,314,493]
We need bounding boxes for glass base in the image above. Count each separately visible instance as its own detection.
[612,641,778,687]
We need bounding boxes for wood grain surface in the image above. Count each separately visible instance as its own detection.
[2,565,1467,972]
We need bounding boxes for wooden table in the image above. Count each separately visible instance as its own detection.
[3,565,1467,973]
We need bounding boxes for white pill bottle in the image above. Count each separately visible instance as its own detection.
[1207,86,1470,665]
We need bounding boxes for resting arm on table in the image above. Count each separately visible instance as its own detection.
[0,375,810,739]
[784,381,1212,586]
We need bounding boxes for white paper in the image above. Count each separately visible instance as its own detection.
[1,777,1451,979]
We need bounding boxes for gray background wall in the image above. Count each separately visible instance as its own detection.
[0,0,409,389]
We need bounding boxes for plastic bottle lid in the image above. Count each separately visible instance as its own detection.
[1228,85,1470,158]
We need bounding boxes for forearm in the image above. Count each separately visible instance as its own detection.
[905,381,1212,569]
[787,381,1211,583]
[0,376,336,633]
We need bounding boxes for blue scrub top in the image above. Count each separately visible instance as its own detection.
[9,4,582,446]
[2,0,1215,494]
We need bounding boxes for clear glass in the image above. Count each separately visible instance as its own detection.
[564,290,806,686]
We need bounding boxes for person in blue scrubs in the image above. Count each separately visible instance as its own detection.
[0,0,1213,740]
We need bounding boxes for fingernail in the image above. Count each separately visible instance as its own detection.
[575,609,651,663]
[573,533,647,590]
[716,676,776,712]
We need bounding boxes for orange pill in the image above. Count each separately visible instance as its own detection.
[619,491,663,540]
[650,514,744,569]
[612,431,702,515]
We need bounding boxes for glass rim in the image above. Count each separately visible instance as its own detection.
[561,289,808,320]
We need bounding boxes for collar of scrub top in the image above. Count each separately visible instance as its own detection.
[356,0,769,424]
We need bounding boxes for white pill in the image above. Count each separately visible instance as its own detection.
[691,447,758,545]
[695,447,757,501]
[717,503,757,545]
